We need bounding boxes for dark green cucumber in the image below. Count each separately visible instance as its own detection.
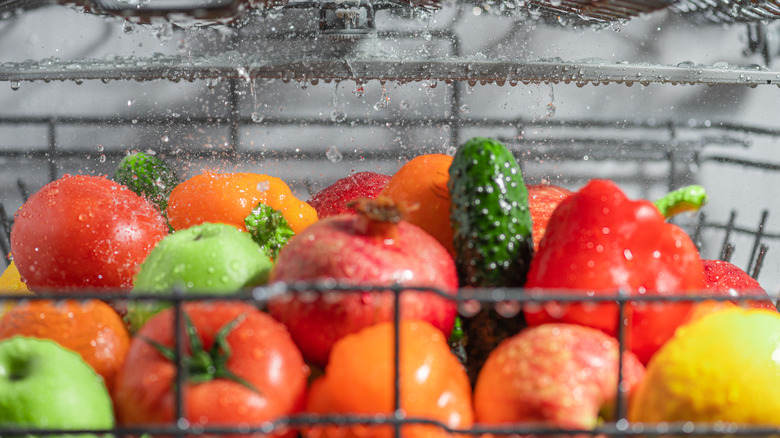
[448,137,534,287]
[114,151,180,217]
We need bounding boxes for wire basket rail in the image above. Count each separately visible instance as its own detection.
[0,284,778,437]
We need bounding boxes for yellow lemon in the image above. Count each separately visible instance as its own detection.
[0,261,34,318]
[629,306,780,424]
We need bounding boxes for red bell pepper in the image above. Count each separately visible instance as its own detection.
[523,179,706,364]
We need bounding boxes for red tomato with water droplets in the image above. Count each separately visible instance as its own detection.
[10,174,168,292]
[113,301,308,438]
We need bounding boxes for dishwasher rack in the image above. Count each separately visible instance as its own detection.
[1,112,778,283]
[1,0,779,282]
[1,2,780,436]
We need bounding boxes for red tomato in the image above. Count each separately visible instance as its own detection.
[113,301,308,438]
[10,174,168,292]
[304,321,473,438]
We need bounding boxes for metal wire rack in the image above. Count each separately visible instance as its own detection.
[0,285,778,437]
[1,2,780,436]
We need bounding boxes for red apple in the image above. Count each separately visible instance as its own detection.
[702,259,776,311]
[474,323,645,429]
[307,172,391,218]
[527,184,572,250]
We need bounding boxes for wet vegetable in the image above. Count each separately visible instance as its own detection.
[167,172,318,235]
[523,179,707,364]
[244,202,295,259]
[114,151,180,220]
[114,302,308,438]
[448,137,534,288]
[10,174,168,292]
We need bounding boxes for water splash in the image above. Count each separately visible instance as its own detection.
[250,78,265,123]
[545,83,556,118]
[330,82,346,123]
[326,146,343,163]
[374,84,390,110]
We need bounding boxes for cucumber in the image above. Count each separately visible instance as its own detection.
[448,137,534,287]
[114,151,180,217]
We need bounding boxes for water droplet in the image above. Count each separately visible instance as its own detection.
[326,146,343,163]
[495,301,521,318]
[161,135,169,143]
[544,302,568,319]
[458,300,481,317]
[257,181,270,192]
[459,104,470,114]
[10,81,20,91]
[400,100,410,110]
[330,110,346,123]
[99,155,106,163]
[374,84,390,110]
[251,112,265,123]
[127,99,135,107]
[545,103,556,118]
[353,85,364,98]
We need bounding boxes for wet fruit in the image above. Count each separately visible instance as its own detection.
[0,299,130,391]
[128,222,273,331]
[702,259,776,310]
[381,154,455,255]
[304,320,473,438]
[474,323,645,429]
[10,174,168,292]
[268,197,458,367]
[0,261,34,318]
[113,301,308,438]
[629,306,780,424]
[308,171,391,219]
[0,336,115,437]
[527,183,572,250]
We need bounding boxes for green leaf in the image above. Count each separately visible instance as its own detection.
[244,203,295,259]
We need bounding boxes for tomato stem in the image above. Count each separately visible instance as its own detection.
[140,311,261,395]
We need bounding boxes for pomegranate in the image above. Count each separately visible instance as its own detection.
[267,197,459,367]
[307,171,392,219]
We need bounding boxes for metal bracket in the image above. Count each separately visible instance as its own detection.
[319,1,376,39]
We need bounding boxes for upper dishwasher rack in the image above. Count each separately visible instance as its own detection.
[2,0,780,25]
[2,0,780,86]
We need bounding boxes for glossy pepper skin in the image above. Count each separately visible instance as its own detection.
[523,179,706,365]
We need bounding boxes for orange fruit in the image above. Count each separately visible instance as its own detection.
[305,320,473,438]
[0,261,34,318]
[167,172,318,234]
[0,299,130,391]
[381,154,455,256]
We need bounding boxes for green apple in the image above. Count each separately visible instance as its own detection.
[128,222,273,331]
[0,336,114,437]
